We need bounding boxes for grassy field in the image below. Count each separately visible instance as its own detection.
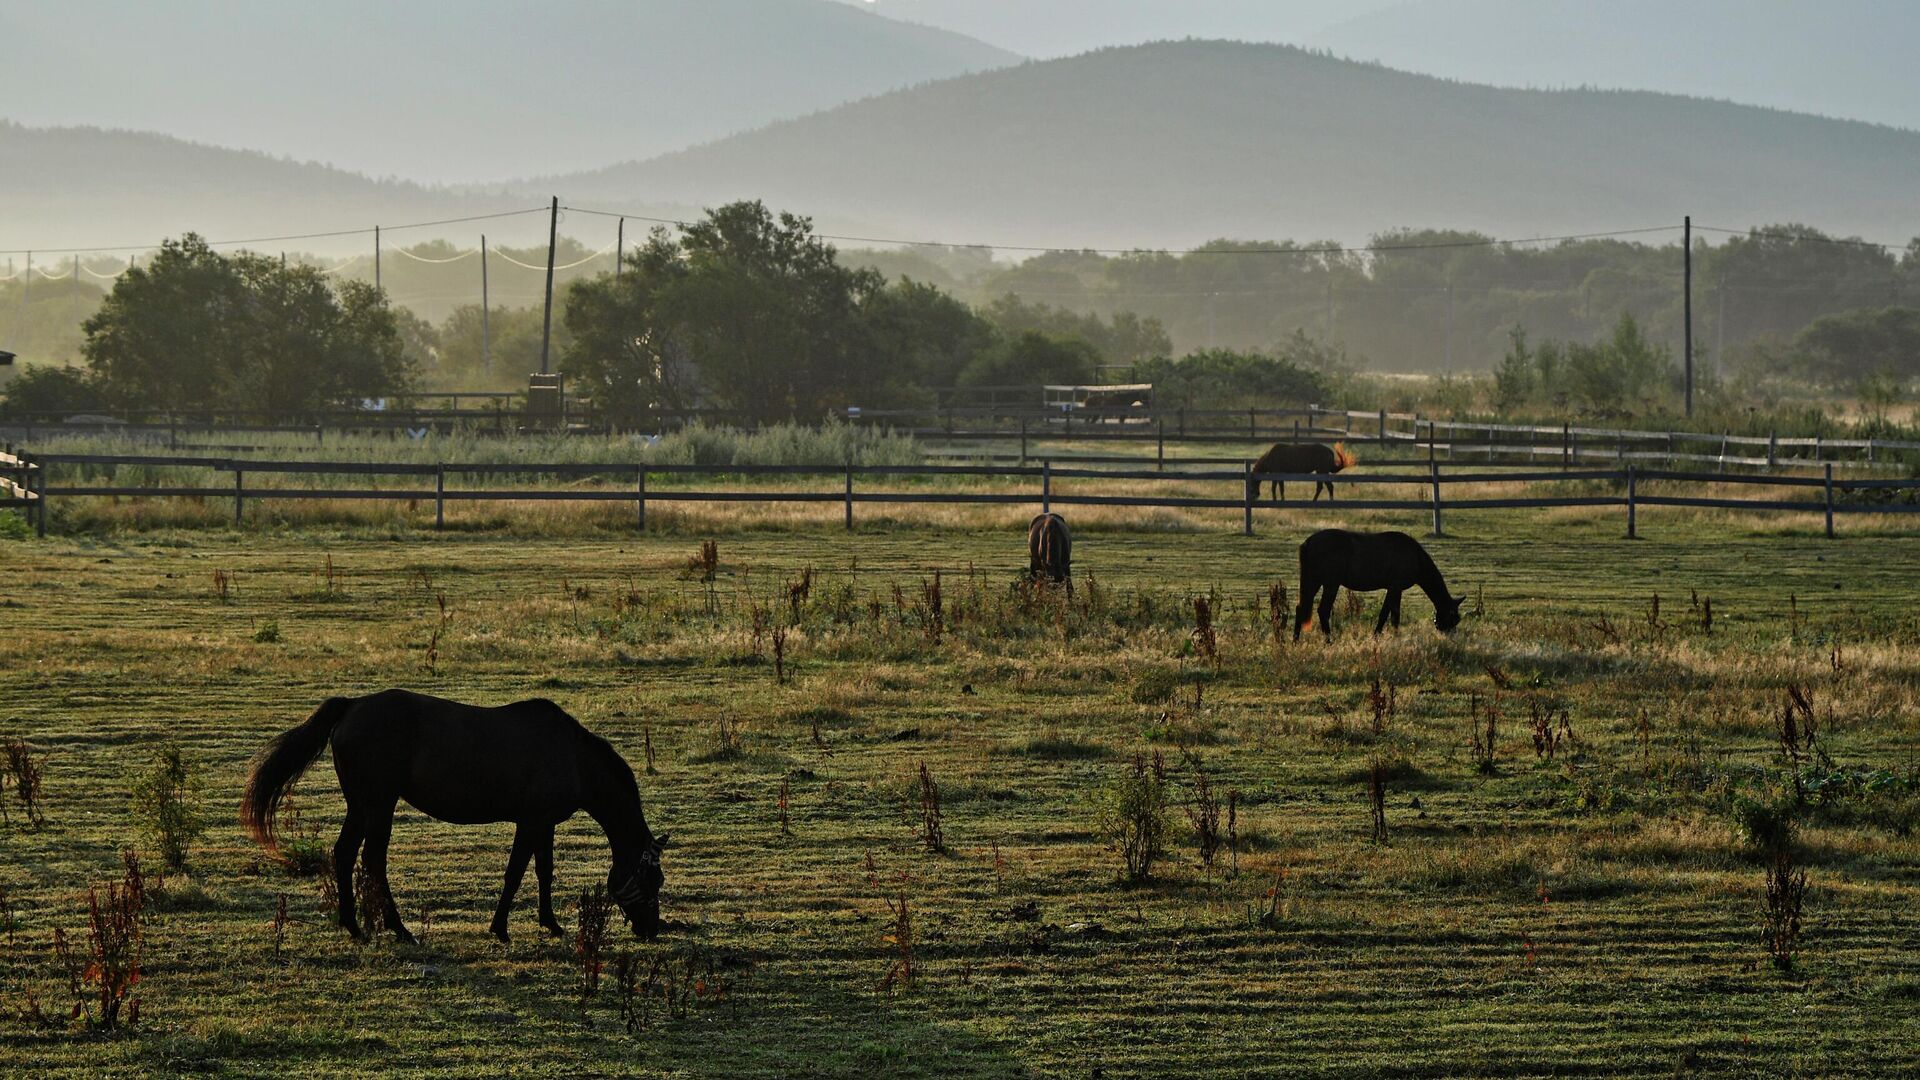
[0,502,1917,1077]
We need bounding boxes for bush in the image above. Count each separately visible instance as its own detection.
[1099,752,1174,881]
[0,363,106,415]
[129,741,205,872]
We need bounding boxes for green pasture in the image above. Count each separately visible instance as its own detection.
[0,505,1915,1077]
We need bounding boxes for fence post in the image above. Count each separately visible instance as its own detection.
[1429,460,1443,537]
[29,453,47,538]
[1042,459,1052,516]
[1486,425,1495,462]
[1250,407,1257,439]
[1768,431,1777,467]
[1292,419,1299,445]
[1427,421,1437,465]
[1867,439,1876,465]
[844,461,854,531]
[1157,420,1165,471]
[1178,408,1186,438]
[1567,425,1575,468]
[637,465,647,531]
[1814,434,1822,463]
[1824,463,1835,540]
[435,463,446,530]
[1243,462,1253,537]
[1719,432,1729,474]
[1378,408,1388,447]
[1626,465,1637,539]
[234,467,244,527]
[1019,417,1028,466]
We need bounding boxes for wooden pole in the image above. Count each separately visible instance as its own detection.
[435,464,446,530]
[1242,462,1253,536]
[1429,460,1443,537]
[615,218,624,279]
[844,462,854,530]
[1042,459,1052,515]
[480,235,491,375]
[637,465,647,531]
[1825,463,1835,539]
[234,468,245,527]
[1019,418,1028,465]
[539,196,558,375]
[374,225,382,291]
[1683,215,1694,418]
[1626,465,1637,539]
[1157,419,1165,471]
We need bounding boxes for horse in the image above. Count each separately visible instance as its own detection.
[1250,442,1358,502]
[1028,512,1072,594]
[241,690,669,944]
[1293,529,1464,642]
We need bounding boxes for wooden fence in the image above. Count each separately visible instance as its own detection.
[14,449,1920,541]
[0,445,42,533]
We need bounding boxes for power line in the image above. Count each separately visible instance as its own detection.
[1694,224,1913,254]
[0,206,551,256]
[559,205,1683,257]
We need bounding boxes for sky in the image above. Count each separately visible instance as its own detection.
[838,0,1404,56]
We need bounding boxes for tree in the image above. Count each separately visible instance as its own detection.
[957,331,1099,388]
[560,228,692,421]
[80,235,414,414]
[1134,349,1326,410]
[1493,327,1534,412]
[1792,307,1920,386]
[0,364,107,415]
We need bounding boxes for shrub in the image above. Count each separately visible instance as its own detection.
[1100,752,1174,881]
[2,735,46,828]
[129,741,205,871]
[575,885,613,1000]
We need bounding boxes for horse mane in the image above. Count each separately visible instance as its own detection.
[1330,442,1358,471]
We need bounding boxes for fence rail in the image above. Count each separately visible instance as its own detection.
[11,446,1919,541]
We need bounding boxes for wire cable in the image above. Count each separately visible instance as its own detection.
[0,206,551,256]
[560,204,1682,256]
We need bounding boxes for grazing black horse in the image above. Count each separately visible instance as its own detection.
[1294,529,1464,641]
[1250,442,1358,502]
[1028,512,1072,593]
[242,690,668,943]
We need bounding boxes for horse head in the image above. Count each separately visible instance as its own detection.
[1436,594,1466,633]
[610,832,670,938]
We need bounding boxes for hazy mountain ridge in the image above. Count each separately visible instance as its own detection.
[0,0,1021,185]
[555,40,1920,249]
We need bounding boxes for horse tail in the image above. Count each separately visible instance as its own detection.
[1330,442,1358,472]
[241,696,353,853]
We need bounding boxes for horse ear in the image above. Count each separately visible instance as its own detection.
[652,833,671,849]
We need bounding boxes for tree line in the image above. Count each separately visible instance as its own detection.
[4,205,1915,420]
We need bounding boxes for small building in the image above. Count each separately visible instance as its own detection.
[1042,383,1153,422]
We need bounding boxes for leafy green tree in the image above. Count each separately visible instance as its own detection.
[1493,327,1534,412]
[80,235,414,414]
[958,331,1099,388]
[1134,348,1325,409]
[1565,313,1676,414]
[980,294,1170,366]
[862,278,996,394]
[560,228,692,421]
[1792,307,1920,385]
[0,364,107,415]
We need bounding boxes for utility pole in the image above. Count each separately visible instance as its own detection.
[1683,215,1693,418]
[615,217,625,280]
[375,224,382,291]
[480,234,492,374]
[539,196,559,375]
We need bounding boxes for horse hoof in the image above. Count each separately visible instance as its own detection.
[541,921,566,937]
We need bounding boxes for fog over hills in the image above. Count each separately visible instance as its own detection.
[0,0,1019,185]
[557,40,1920,249]
[843,0,1920,133]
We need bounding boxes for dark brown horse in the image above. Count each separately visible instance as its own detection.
[1293,529,1464,641]
[1028,512,1072,593]
[1250,442,1358,501]
[242,690,668,943]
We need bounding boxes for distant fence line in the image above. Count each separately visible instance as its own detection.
[7,444,1918,541]
[5,402,1916,474]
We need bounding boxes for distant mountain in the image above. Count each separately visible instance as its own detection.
[558,40,1920,249]
[0,0,1020,185]
[1312,0,1920,134]
[0,123,495,253]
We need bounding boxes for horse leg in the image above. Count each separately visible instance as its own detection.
[1390,591,1403,629]
[533,825,564,936]
[333,812,367,940]
[489,825,538,941]
[360,800,415,944]
[1293,583,1317,642]
[1324,478,1336,502]
[1374,591,1395,635]
[1318,585,1338,641]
